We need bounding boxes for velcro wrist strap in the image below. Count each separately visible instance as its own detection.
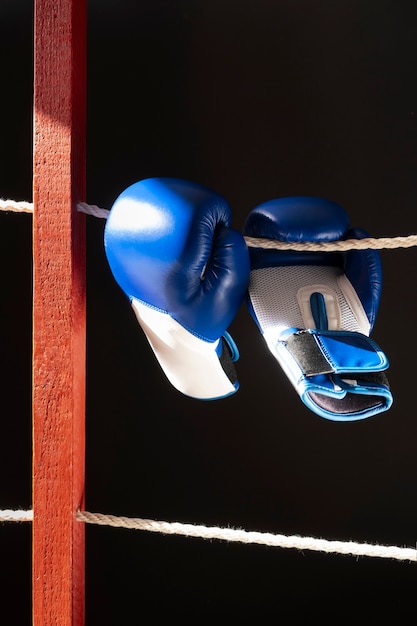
[285,329,389,377]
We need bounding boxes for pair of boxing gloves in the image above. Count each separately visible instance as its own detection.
[104,177,393,422]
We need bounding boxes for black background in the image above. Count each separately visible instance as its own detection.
[1,1,417,623]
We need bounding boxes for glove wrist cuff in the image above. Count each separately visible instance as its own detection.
[131,298,239,400]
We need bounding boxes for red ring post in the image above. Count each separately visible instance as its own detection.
[32,0,86,623]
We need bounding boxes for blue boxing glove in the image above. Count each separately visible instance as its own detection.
[243,196,393,421]
[104,177,250,400]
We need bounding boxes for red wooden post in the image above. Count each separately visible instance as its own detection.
[32,0,86,624]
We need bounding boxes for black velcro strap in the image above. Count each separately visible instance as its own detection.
[285,331,333,376]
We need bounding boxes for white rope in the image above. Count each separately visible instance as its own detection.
[0,200,110,219]
[0,509,33,522]
[243,234,417,251]
[0,199,35,213]
[0,508,415,561]
[1,198,417,252]
[77,201,110,219]
[76,511,416,561]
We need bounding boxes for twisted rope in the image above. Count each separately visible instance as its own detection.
[0,508,415,561]
[0,199,35,213]
[76,511,416,561]
[0,509,33,522]
[1,199,417,251]
[77,201,110,219]
[243,234,417,251]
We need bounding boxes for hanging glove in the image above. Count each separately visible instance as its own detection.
[243,196,393,421]
[104,177,250,400]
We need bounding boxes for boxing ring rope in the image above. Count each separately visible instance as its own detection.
[1,508,416,563]
[2,198,417,251]
[2,1,416,624]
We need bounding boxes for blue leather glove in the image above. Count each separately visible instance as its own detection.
[243,196,393,421]
[105,177,250,400]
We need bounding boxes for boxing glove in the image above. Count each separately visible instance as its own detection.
[104,177,250,400]
[243,196,393,421]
